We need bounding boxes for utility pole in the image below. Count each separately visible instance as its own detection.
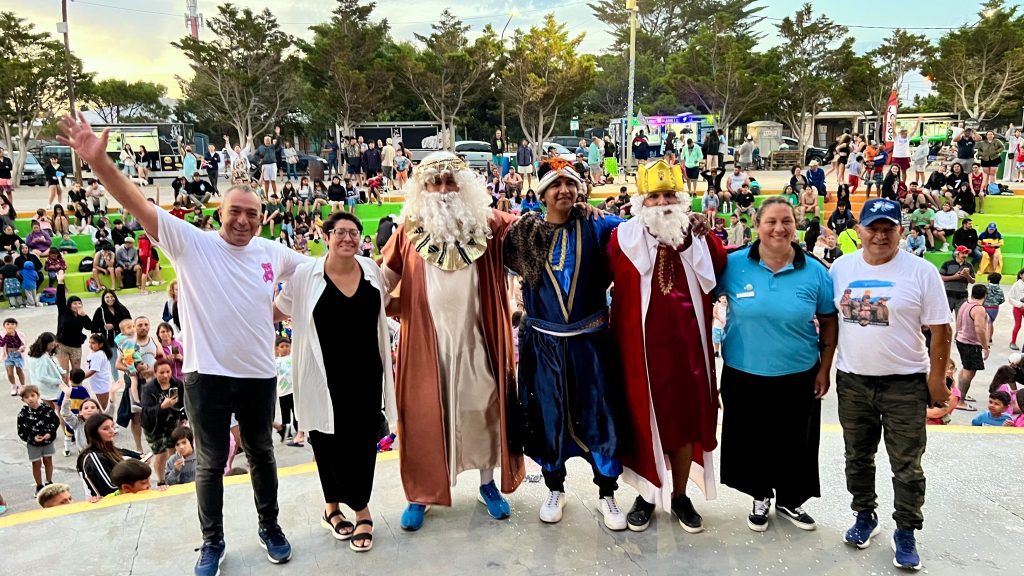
[58,0,81,181]
[625,0,638,182]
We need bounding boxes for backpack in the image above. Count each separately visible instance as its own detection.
[39,288,57,305]
[78,257,93,273]
[86,278,100,293]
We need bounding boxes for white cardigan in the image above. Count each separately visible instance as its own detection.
[275,255,396,435]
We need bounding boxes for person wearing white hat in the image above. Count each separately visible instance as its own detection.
[607,159,726,534]
[505,158,628,531]
[380,151,523,532]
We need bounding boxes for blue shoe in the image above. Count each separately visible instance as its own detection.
[257,525,292,564]
[401,503,429,531]
[194,540,226,576]
[477,481,511,519]
[891,529,922,570]
[843,510,880,549]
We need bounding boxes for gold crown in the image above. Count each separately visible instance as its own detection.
[413,152,467,177]
[637,160,684,194]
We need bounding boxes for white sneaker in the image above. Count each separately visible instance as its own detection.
[599,496,627,531]
[539,491,566,523]
[940,244,948,252]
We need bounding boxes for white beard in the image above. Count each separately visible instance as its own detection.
[401,170,492,247]
[636,204,691,248]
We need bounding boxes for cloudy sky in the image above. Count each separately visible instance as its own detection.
[11,0,981,99]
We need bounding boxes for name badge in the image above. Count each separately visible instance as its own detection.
[736,291,755,299]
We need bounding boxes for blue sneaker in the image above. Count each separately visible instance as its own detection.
[477,481,511,519]
[401,503,429,531]
[891,529,922,570]
[194,540,226,576]
[843,510,880,549]
[257,525,292,564]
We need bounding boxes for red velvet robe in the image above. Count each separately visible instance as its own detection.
[608,219,726,509]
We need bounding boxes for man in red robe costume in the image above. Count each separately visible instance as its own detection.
[382,152,524,531]
[608,159,726,533]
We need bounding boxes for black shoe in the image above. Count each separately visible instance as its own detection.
[776,504,816,531]
[626,495,655,532]
[747,497,771,532]
[671,494,704,533]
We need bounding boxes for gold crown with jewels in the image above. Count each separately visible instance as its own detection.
[637,159,685,194]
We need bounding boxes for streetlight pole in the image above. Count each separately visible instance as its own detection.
[59,0,81,181]
[499,11,516,144]
[625,0,638,182]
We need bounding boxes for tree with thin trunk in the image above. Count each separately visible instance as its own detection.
[398,10,498,151]
[922,0,1024,122]
[773,4,855,149]
[672,14,772,133]
[0,11,89,187]
[500,15,595,158]
[172,4,296,146]
[80,79,169,124]
[298,0,392,138]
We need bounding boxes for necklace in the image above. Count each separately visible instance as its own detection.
[656,247,675,295]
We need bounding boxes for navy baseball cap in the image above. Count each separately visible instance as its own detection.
[859,198,902,227]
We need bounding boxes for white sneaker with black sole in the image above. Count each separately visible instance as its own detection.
[776,505,816,531]
[539,491,566,523]
[747,497,771,532]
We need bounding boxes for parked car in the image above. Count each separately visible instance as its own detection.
[503,142,576,165]
[454,140,493,169]
[296,154,329,175]
[550,136,584,150]
[12,151,46,186]
[778,137,829,166]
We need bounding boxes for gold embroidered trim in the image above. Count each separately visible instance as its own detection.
[406,219,487,271]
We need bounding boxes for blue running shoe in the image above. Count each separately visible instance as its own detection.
[843,510,880,549]
[401,503,429,531]
[477,481,511,519]
[194,540,226,576]
[892,529,922,570]
[257,525,292,564]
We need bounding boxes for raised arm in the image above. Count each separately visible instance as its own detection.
[57,112,159,239]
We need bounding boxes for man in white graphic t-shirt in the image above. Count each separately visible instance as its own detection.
[58,111,308,575]
[828,198,951,572]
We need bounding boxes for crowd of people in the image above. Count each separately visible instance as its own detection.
[0,110,1022,576]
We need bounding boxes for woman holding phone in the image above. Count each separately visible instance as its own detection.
[156,322,184,382]
[140,358,185,484]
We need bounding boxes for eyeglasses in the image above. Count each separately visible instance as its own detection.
[328,228,360,239]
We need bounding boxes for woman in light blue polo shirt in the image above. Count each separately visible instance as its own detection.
[717,196,839,534]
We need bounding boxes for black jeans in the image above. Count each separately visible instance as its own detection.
[184,372,278,542]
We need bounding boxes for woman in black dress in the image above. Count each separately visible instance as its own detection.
[274,211,395,553]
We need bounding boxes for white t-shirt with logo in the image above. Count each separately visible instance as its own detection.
[153,209,308,378]
[829,249,951,376]
[893,135,912,158]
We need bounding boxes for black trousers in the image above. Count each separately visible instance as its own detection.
[541,452,619,498]
[184,372,278,542]
[279,393,296,430]
[207,167,220,194]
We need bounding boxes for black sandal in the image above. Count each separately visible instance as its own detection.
[349,519,374,552]
[321,510,355,541]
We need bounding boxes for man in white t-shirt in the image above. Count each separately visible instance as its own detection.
[57,111,308,575]
[891,118,922,183]
[828,198,951,572]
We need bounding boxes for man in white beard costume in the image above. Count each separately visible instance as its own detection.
[607,159,727,533]
[381,151,523,531]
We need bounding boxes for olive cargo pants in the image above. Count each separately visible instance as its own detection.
[836,370,929,531]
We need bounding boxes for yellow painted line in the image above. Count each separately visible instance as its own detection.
[0,451,399,529]
[2,425,1020,529]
